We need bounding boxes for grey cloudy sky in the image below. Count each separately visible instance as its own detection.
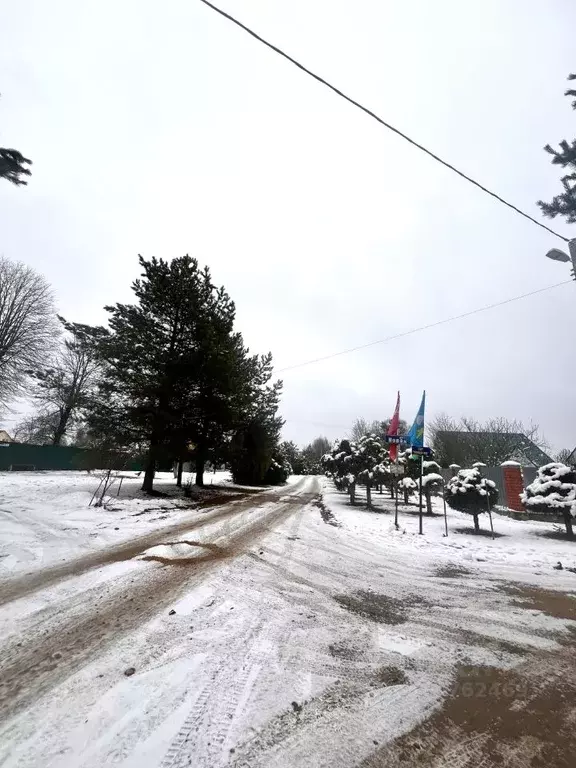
[1,0,575,451]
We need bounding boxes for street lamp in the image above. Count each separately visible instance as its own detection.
[545,238,576,281]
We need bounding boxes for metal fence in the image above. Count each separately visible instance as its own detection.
[0,443,142,472]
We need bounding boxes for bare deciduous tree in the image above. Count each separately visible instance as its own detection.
[0,258,59,407]
[12,411,58,444]
[28,318,103,445]
[349,417,408,442]
[429,413,551,467]
[555,448,575,466]
[349,418,383,441]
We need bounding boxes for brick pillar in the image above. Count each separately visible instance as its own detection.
[501,462,525,512]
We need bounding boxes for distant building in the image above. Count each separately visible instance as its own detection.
[434,431,553,468]
[0,430,13,443]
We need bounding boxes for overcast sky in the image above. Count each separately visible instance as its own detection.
[1,0,575,452]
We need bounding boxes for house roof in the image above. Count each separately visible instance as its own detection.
[0,430,13,443]
[435,431,553,467]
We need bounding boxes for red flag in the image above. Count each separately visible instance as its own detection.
[387,391,401,461]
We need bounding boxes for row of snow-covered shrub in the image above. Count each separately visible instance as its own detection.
[321,434,444,511]
[324,441,576,538]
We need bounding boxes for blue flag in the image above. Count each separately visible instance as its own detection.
[407,390,426,448]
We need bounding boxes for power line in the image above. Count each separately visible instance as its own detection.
[199,0,570,244]
[275,280,571,373]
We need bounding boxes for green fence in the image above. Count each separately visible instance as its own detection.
[0,443,142,471]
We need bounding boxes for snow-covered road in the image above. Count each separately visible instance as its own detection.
[0,473,575,767]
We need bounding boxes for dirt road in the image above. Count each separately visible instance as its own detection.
[1,475,575,768]
[0,477,319,724]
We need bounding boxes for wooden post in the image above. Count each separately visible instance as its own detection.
[89,476,104,507]
[96,469,112,507]
[442,481,448,537]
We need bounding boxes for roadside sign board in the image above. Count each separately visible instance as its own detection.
[384,435,405,445]
[411,447,432,456]
[389,465,405,476]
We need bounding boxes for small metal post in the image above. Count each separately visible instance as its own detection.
[442,480,448,537]
[486,490,495,540]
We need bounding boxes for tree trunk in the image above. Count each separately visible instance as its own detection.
[473,513,480,533]
[349,482,355,504]
[142,435,160,493]
[142,455,156,493]
[425,488,433,515]
[379,484,382,494]
[563,510,574,539]
[52,407,72,446]
[389,483,395,499]
[366,482,372,508]
[404,488,409,504]
[195,454,205,487]
[176,459,184,488]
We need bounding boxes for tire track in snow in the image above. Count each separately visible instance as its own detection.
[159,495,317,768]
[0,480,310,607]
[161,612,280,768]
[0,481,319,723]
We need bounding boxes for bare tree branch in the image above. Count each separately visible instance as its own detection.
[429,414,551,467]
[0,257,59,407]
[28,317,104,445]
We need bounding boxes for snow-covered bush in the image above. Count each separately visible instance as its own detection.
[264,457,290,485]
[322,439,359,503]
[322,435,387,507]
[350,434,386,507]
[372,462,390,493]
[421,462,444,514]
[521,463,576,539]
[445,467,498,532]
[400,476,417,503]
[398,451,443,512]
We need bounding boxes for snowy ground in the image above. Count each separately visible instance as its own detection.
[0,473,575,767]
[0,469,273,579]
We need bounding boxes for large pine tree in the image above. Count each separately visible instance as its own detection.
[89,256,236,492]
[228,359,283,486]
[86,255,283,492]
[538,74,576,223]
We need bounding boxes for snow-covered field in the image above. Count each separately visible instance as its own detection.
[325,482,576,590]
[0,472,575,767]
[0,469,262,579]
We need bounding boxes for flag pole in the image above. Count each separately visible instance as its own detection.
[394,456,399,529]
[418,455,424,535]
